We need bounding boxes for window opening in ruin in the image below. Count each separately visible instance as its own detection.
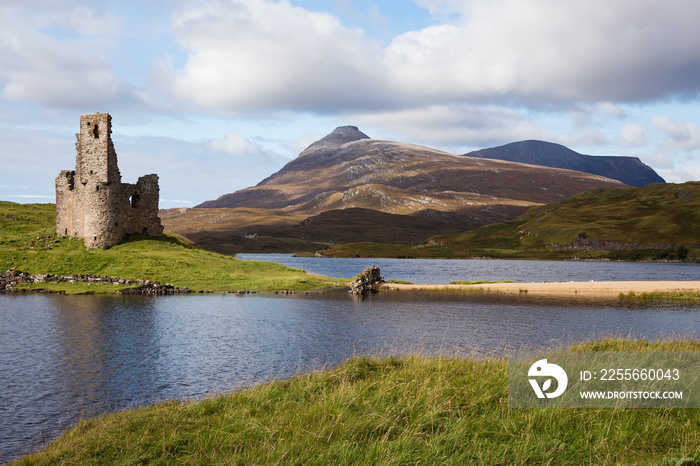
[93,124,99,138]
[64,228,67,235]
[90,170,93,175]
[96,185,100,191]
[130,194,140,208]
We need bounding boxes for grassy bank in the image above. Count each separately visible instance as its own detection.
[619,291,700,302]
[13,339,700,465]
[320,182,700,261]
[0,202,339,292]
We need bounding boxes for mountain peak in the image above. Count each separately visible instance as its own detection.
[301,126,370,155]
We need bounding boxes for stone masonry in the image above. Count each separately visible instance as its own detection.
[55,113,163,248]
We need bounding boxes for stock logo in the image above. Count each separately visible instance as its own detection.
[528,359,568,399]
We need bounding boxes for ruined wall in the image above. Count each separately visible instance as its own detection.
[121,174,163,237]
[55,113,164,249]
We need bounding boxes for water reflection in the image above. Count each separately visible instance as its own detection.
[52,296,162,412]
[0,291,698,461]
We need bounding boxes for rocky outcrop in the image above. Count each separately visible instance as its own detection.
[350,266,384,295]
[0,270,192,295]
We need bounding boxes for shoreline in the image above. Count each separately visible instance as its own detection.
[380,280,700,299]
[5,274,700,299]
[12,339,700,464]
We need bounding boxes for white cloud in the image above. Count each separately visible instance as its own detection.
[660,166,700,183]
[0,4,135,108]
[209,132,261,156]
[652,116,700,149]
[167,0,700,115]
[386,0,700,105]
[170,0,388,112]
[346,103,625,156]
[349,104,556,152]
[116,135,290,207]
[619,124,646,146]
[598,102,626,119]
[287,131,327,155]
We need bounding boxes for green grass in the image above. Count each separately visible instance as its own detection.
[13,339,700,465]
[619,291,700,302]
[322,182,700,261]
[0,202,337,292]
[14,282,141,295]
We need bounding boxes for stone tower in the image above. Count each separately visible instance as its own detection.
[56,113,164,249]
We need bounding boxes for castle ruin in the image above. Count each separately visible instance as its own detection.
[55,113,163,249]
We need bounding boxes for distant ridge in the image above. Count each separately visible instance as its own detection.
[464,140,664,186]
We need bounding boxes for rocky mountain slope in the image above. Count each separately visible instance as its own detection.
[196,127,624,217]
[464,140,664,186]
[162,127,629,254]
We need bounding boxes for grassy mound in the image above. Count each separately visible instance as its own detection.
[14,339,700,465]
[0,202,337,292]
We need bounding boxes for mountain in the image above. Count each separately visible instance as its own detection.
[164,127,627,254]
[197,127,624,214]
[464,140,664,186]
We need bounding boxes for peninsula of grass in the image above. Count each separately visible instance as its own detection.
[0,202,339,293]
[13,338,700,465]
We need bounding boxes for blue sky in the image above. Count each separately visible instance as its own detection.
[1,0,699,208]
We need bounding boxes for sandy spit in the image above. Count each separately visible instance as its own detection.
[379,281,700,298]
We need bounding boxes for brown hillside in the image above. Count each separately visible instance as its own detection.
[197,127,625,213]
[164,127,626,254]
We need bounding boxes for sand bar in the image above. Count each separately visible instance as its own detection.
[379,281,700,299]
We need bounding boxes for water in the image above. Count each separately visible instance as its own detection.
[236,254,700,283]
[1,258,699,461]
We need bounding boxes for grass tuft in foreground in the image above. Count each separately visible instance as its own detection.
[14,339,700,465]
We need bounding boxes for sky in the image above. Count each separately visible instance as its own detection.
[1,0,700,208]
